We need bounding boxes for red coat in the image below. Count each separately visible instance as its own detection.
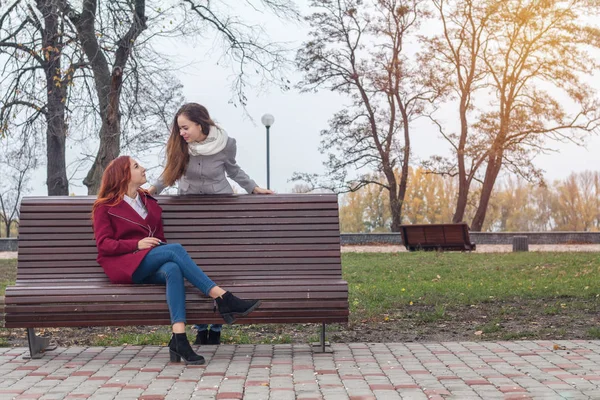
[93,191,166,284]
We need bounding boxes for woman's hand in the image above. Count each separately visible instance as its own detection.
[138,237,161,250]
[252,186,275,194]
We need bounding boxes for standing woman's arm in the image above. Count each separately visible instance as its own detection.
[224,138,268,194]
[148,176,167,195]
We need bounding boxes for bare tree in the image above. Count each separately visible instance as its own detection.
[290,183,313,193]
[182,0,299,108]
[421,0,495,223]
[0,0,85,195]
[0,131,38,237]
[67,0,300,193]
[469,0,600,230]
[294,0,439,231]
[58,0,148,194]
[2,0,299,195]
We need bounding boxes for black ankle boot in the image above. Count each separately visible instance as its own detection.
[207,330,221,345]
[215,292,261,324]
[169,333,205,365]
[194,329,208,345]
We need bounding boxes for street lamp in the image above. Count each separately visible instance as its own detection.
[261,113,275,190]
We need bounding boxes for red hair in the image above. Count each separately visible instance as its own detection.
[92,156,132,221]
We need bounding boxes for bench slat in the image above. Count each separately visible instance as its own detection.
[20,202,339,213]
[17,243,341,255]
[5,291,348,304]
[17,231,340,241]
[19,217,341,227]
[19,224,340,234]
[5,316,349,328]
[17,237,341,247]
[21,210,340,220]
[6,280,347,293]
[21,194,337,204]
[5,300,349,313]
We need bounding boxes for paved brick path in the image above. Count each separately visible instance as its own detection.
[1,341,600,399]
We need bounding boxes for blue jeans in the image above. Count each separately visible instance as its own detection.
[194,324,222,332]
[131,243,217,325]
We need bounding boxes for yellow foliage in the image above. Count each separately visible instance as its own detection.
[340,168,600,232]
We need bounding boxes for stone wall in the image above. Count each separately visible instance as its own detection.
[339,232,600,245]
[1,232,599,251]
[0,238,18,252]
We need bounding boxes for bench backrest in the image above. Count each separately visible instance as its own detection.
[400,223,473,249]
[16,194,341,284]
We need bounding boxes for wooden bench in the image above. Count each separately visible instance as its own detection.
[400,222,476,251]
[4,194,348,358]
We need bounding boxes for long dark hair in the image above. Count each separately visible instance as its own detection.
[161,103,216,186]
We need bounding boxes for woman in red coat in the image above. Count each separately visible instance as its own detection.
[92,156,261,365]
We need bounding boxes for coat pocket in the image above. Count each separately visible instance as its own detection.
[178,179,190,194]
[212,179,233,194]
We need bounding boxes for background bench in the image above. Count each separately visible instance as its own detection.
[4,194,349,358]
[400,222,476,251]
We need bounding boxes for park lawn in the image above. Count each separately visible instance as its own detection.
[0,259,16,346]
[343,251,600,318]
[1,252,599,345]
[4,252,596,306]
[0,259,16,296]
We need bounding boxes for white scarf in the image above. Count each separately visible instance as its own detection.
[188,126,229,156]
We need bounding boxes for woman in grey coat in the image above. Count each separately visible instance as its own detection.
[149,103,273,345]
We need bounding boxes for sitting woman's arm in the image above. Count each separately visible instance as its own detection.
[93,206,140,256]
[148,176,166,195]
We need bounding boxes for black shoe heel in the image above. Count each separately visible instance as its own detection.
[216,293,262,325]
[168,333,205,365]
[221,313,235,324]
[169,350,181,363]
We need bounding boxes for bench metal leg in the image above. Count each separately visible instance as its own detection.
[25,328,57,359]
[312,322,333,353]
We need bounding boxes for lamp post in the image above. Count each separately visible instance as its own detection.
[261,113,275,190]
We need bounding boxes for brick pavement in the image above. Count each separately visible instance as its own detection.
[1,341,600,399]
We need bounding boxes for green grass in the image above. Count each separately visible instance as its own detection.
[588,327,600,339]
[476,318,502,334]
[92,329,174,346]
[90,326,294,346]
[410,304,447,323]
[1,259,17,339]
[2,252,600,344]
[0,259,17,296]
[343,252,600,318]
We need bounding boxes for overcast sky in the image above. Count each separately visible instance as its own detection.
[24,1,600,196]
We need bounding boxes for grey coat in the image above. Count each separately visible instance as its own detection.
[153,137,257,195]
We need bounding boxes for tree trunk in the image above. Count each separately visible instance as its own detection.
[45,100,68,195]
[471,151,503,231]
[395,108,411,231]
[40,0,68,196]
[69,0,147,194]
[388,187,402,232]
[452,99,469,223]
[382,151,402,232]
[83,69,123,194]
